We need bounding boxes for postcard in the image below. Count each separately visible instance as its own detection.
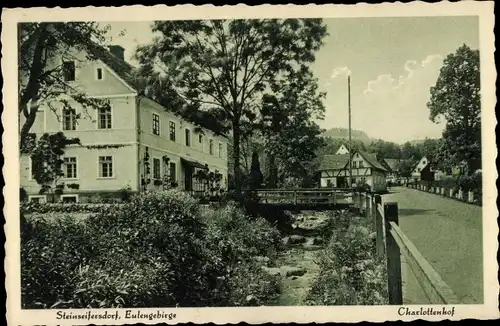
[2,2,498,325]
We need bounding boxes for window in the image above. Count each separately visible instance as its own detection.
[98,156,113,178]
[169,121,176,141]
[209,139,214,155]
[29,195,46,203]
[63,61,75,82]
[422,160,426,165]
[61,195,78,203]
[185,129,191,147]
[199,134,203,143]
[152,113,160,136]
[417,168,421,172]
[98,107,112,129]
[218,143,223,158]
[359,161,364,168]
[63,157,77,179]
[153,158,161,180]
[96,68,103,80]
[62,108,77,131]
[169,162,176,182]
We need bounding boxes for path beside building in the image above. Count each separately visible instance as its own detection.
[383,187,483,304]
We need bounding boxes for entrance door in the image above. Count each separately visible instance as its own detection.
[184,165,193,191]
[337,177,346,188]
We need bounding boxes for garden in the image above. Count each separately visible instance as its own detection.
[21,189,389,308]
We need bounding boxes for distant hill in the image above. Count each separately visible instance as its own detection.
[321,127,372,144]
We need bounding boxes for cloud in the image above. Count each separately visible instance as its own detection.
[353,54,446,143]
[330,66,352,80]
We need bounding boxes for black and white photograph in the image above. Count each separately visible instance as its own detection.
[2,2,498,325]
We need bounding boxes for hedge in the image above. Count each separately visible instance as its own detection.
[21,189,282,308]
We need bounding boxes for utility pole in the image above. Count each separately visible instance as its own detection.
[348,75,353,188]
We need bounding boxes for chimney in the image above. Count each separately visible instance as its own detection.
[109,45,125,61]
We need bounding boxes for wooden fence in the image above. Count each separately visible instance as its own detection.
[405,182,480,206]
[352,190,461,305]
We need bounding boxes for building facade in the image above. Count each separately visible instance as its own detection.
[318,151,388,192]
[335,144,350,155]
[20,45,229,203]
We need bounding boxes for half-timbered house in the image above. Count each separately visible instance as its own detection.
[318,151,388,192]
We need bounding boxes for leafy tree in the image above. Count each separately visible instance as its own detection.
[135,19,328,196]
[427,44,481,175]
[18,22,112,150]
[396,159,417,182]
[259,67,325,187]
[367,139,401,159]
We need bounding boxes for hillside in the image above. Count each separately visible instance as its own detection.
[321,128,372,143]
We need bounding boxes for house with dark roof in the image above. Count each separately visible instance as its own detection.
[20,44,229,203]
[410,156,448,183]
[318,151,388,192]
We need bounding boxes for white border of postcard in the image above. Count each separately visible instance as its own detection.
[2,2,498,324]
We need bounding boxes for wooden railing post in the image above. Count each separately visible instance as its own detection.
[374,195,384,258]
[294,190,297,205]
[371,194,377,231]
[384,202,403,305]
[365,193,370,218]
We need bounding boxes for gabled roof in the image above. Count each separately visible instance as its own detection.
[358,151,388,172]
[88,43,228,137]
[318,154,350,171]
[383,158,400,171]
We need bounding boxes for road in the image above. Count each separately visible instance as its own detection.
[383,187,483,304]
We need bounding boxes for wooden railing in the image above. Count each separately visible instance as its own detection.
[352,190,461,305]
[253,188,352,206]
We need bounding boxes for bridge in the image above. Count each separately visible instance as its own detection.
[250,188,354,210]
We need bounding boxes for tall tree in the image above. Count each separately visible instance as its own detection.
[135,19,328,196]
[259,67,325,187]
[18,22,112,150]
[427,44,481,175]
[248,151,263,190]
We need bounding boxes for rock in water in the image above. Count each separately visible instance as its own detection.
[254,256,270,264]
[288,235,306,244]
[282,266,307,277]
[313,237,324,245]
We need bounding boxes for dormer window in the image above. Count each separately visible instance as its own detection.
[62,61,75,82]
[96,67,103,80]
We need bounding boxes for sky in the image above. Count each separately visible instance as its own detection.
[103,16,479,144]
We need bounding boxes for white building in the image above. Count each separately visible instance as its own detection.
[335,144,350,155]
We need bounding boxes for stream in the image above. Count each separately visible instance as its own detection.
[264,211,332,306]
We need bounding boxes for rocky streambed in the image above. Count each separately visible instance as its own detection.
[261,210,336,306]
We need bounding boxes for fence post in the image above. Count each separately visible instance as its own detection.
[294,190,297,205]
[371,195,377,231]
[384,202,403,305]
[374,195,384,258]
[365,193,371,218]
[468,191,474,203]
[449,188,453,198]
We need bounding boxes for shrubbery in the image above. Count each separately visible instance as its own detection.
[306,215,388,305]
[21,190,282,309]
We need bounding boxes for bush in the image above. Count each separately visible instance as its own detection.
[118,185,134,202]
[21,214,93,308]
[201,201,283,306]
[306,215,388,305]
[21,189,283,309]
